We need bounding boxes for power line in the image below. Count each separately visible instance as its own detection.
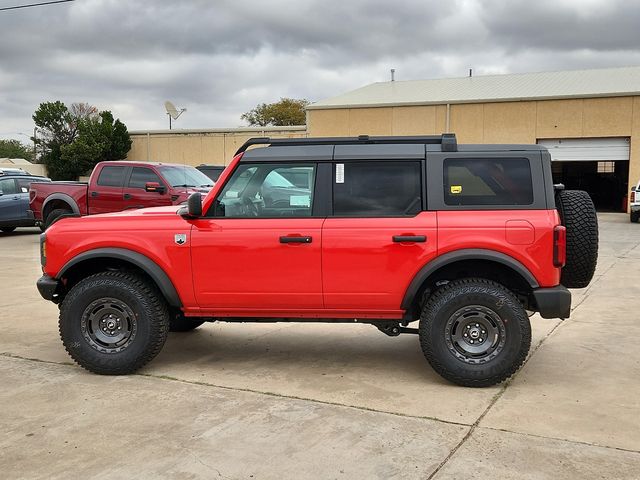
[0,0,75,12]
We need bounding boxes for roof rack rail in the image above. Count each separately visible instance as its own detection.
[234,133,457,155]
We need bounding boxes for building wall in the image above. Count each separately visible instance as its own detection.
[127,127,308,167]
[307,96,640,209]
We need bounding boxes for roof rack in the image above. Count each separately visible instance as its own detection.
[234,134,457,155]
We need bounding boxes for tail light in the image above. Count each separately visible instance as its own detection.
[553,225,566,268]
[632,190,636,203]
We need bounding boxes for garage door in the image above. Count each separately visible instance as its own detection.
[538,138,630,162]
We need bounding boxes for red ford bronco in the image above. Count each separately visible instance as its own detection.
[36,135,598,387]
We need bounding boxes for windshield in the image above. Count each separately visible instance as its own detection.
[158,166,213,188]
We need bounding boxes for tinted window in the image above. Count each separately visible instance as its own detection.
[213,163,315,218]
[333,161,422,216]
[0,178,16,195]
[444,158,533,206]
[97,166,126,187]
[128,167,161,189]
[16,178,37,193]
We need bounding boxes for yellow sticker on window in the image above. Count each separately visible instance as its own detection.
[450,185,462,194]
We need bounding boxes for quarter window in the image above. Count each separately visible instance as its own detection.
[213,163,316,218]
[332,161,422,216]
[444,158,533,206]
[97,166,126,187]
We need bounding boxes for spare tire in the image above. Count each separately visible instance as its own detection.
[555,190,598,288]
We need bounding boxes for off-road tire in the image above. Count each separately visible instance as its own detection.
[1,227,16,233]
[555,190,598,288]
[59,271,169,375]
[419,278,531,387]
[169,315,205,332]
[46,208,73,229]
[631,211,640,223]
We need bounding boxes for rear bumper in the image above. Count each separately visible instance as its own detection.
[37,274,61,303]
[533,285,571,319]
[631,204,640,213]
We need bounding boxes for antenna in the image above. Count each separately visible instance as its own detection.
[164,101,187,129]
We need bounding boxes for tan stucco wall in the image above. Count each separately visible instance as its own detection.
[307,96,640,210]
[127,128,308,167]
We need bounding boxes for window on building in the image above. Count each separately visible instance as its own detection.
[597,161,615,173]
[333,161,422,216]
[444,158,533,206]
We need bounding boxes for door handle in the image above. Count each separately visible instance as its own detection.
[280,236,312,244]
[12,196,20,200]
[123,193,132,200]
[90,191,99,197]
[393,235,427,243]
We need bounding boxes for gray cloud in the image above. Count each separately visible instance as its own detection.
[0,0,638,140]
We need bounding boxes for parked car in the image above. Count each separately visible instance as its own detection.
[0,174,51,232]
[196,164,225,182]
[630,181,640,223]
[30,161,213,228]
[37,134,599,387]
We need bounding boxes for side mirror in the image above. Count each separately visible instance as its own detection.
[145,182,166,194]
[187,192,202,217]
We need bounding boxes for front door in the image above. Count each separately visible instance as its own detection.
[122,166,172,210]
[322,155,438,311]
[191,161,323,311]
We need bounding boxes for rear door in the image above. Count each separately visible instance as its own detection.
[0,178,20,222]
[89,165,128,214]
[15,177,38,221]
[122,166,172,210]
[321,145,438,311]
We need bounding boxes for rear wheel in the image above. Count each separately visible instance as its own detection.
[1,227,16,233]
[555,190,598,289]
[46,208,73,229]
[59,271,169,374]
[419,278,531,387]
[631,211,639,223]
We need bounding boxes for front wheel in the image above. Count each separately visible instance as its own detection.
[59,271,170,374]
[419,278,531,387]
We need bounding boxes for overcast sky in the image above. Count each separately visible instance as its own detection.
[1,0,639,141]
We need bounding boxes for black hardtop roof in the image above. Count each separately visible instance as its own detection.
[237,134,546,162]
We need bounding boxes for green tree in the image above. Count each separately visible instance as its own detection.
[241,98,309,126]
[0,139,34,161]
[33,101,131,180]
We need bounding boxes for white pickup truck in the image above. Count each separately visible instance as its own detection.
[631,179,640,223]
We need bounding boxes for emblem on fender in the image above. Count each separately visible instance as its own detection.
[174,234,187,245]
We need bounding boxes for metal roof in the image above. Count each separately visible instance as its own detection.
[307,66,640,110]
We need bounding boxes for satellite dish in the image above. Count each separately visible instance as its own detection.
[164,101,187,129]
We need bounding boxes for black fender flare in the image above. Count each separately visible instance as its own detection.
[401,249,539,309]
[58,248,182,307]
[43,193,80,216]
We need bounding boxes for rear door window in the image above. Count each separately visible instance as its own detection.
[444,158,533,206]
[332,161,422,216]
[97,166,126,187]
[0,178,17,195]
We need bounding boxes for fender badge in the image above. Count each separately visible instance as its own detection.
[174,234,187,245]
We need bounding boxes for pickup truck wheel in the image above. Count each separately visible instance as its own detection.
[631,211,639,223]
[59,271,169,375]
[169,315,205,332]
[1,227,16,233]
[555,190,598,288]
[419,278,531,387]
[45,208,73,229]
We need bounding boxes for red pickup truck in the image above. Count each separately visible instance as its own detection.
[30,161,213,227]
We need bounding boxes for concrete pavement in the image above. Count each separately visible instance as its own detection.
[0,213,639,479]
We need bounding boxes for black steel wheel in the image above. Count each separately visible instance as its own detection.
[59,271,169,374]
[419,278,531,387]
